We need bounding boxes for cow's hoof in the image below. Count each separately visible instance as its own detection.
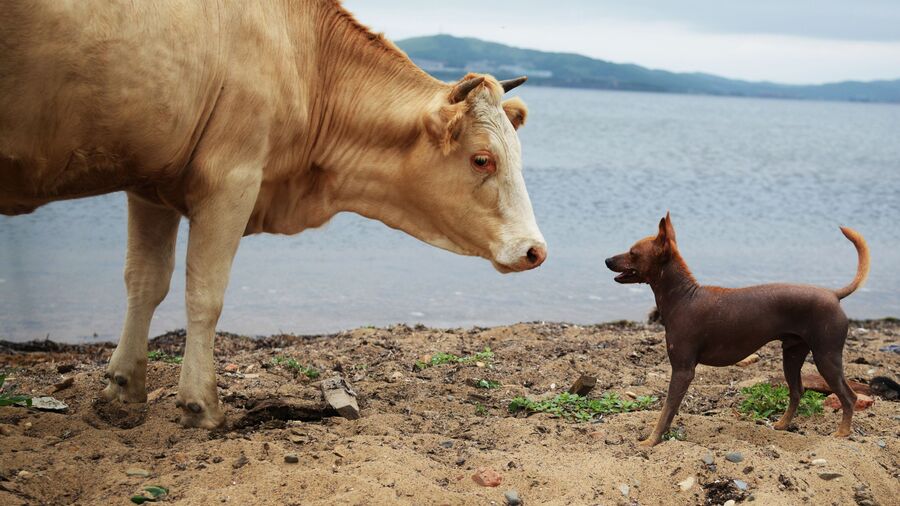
[831,429,851,438]
[101,372,147,403]
[177,399,225,429]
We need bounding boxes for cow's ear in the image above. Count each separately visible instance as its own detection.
[502,97,528,130]
[424,102,467,155]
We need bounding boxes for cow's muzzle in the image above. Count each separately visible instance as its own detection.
[492,240,547,273]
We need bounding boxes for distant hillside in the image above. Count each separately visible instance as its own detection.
[396,35,900,103]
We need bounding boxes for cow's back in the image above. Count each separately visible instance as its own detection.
[0,0,226,212]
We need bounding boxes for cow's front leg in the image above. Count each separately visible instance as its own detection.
[103,194,180,403]
[177,170,261,429]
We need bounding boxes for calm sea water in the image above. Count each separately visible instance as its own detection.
[2,88,899,342]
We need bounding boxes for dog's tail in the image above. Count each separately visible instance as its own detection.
[834,226,869,300]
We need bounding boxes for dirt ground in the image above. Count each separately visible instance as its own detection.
[1,319,898,505]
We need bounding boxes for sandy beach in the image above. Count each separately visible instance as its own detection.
[1,319,898,505]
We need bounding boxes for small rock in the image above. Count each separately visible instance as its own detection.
[677,476,695,491]
[724,501,736,506]
[242,373,259,379]
[284,454,299,464]
[28,396,68,412]
[52,376,74,393]
[232,455,249,469]
[725,451,744,463]
[818,472,842,481]
[619,484,630,497]
[504,489,522,506]
[439,440,454,448]
[876,439,886,449]
[321,376,360,420]
[212,456,223,464]
[0,424,12,436]
[737,354,760,367]
[472,467,502,487]
[475,361,486,368]
[824,393,874,411]
[389,371,404,382]
[17,470,33,480]
[223,363,239,373]
[701,453,715,466]
[455,457,466,466]
[811,458,827,466]
[734,479,749,491]
[125,467,150,477]
[568,374,597,396]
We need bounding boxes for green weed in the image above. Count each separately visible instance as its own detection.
[738,383,825,420]
[147,350,183,364]
[130,485,169,504]
[474,379,501,389]
[415,347,494,370]
[0,374,31,407]
[272,356,320,379]
[508,392,657,422]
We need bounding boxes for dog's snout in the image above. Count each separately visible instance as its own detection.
[605,257,615,270]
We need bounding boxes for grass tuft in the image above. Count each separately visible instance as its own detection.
[508,392,657,422]
[0,374,32,407]
[147,351,183,364]
[738,383,825,420]
[272,356,320,379]
[474,379,501,389]
[415,347,494,370]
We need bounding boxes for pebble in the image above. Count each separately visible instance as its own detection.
[811,458,827,466]
[125,467,150,477]
[734,479,748,491]
[724,501,736,506]
[619,484,630,497]
[17,470,33,480]
[725,451,744,463]
[818,472,842,481]
[504,489,522,506]
[677,476,695,491]
[284,454,299,464]
[232,455,249,469]
[472,467,502,487]
[701,453,715,466]
[876,439,886,449]
[223,363,239,373]
[439,440,454,448]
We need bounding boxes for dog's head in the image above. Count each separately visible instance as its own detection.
[605,212,677,284]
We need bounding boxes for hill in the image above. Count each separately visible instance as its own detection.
[396,35,900,103]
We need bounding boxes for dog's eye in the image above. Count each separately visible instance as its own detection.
[470,152,496,174]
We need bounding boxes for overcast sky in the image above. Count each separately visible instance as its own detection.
[343,0,900,85]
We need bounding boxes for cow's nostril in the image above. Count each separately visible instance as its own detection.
[525,245,547,268]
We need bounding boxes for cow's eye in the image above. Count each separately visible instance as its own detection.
[470,152,496,173]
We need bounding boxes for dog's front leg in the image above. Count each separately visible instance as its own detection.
[640,366,695,447]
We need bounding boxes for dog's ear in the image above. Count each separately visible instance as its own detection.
[663,212,676,244]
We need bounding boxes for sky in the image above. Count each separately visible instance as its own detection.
[342,0,900,85]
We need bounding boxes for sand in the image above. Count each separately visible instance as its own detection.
[1,319,898,505]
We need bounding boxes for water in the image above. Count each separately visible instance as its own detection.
[2,88,899,342]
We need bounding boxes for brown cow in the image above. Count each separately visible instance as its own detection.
[0,1,546,428]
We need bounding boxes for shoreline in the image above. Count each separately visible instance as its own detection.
[1,319,897,504]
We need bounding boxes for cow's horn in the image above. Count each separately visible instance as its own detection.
[449,76,485,103]
[500,76,527,93]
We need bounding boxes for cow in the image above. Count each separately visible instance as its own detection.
[0,1,546,428]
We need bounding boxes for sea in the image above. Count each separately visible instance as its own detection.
[2,87,899,342]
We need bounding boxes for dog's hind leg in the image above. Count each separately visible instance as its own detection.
[812,340,855,437]
[774,340,810,430]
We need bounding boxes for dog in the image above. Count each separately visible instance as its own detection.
[605,213,869,446]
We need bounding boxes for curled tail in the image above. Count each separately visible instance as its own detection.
[834,226,869,300]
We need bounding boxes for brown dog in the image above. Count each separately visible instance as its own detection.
[606,213,869,446]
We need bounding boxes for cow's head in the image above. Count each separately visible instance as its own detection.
[409,73,546,273]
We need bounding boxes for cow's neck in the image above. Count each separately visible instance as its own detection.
[305,5,448,233]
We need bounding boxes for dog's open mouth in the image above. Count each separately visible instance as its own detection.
[614,269,639,283]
